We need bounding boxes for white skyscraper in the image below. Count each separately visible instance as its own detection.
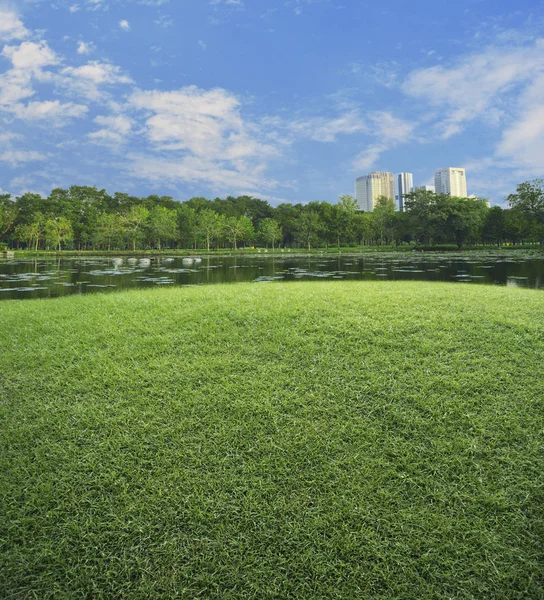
[434,168,467,197]
[355,172,395,212]
[396,173,413,212]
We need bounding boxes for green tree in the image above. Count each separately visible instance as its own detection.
[372,196,396,245]
[14,193,44,226]
[95,213,124,251]
[45,217,73,251]
[334,194,357,248]
[15,216,43,250]
[197,209,222,251]
[258,218,283,249]
[507,179,544,243]
[295,210,323,251]
[223,216,254,250]
[404,190,450,246]
[149,206,178,250]
[354,212,375,245]
[444,197,488,249]
[0,195,18,237]
[482,206,505,245]
[177,204,199,249]
[124,205,150,251]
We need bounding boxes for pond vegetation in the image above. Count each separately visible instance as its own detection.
[1,250,543,299]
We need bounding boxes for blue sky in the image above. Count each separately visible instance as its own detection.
[0,0,543,205]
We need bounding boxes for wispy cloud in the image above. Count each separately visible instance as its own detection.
[119,20,131,31]
[76,41,95,55]
[89,114,133,145]
[0,150,47,166]
[403,39,544,139]
[59,61,133,101]
[352,112,415,171]
[0,9,29,41]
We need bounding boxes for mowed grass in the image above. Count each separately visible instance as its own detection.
[0,281,543,599]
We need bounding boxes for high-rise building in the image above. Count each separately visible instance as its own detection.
[355,171,395,212]
[434,168,467,197]
[396,173,413,212]
[416,185,435,192]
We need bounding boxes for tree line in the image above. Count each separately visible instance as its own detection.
[0,179,543,251]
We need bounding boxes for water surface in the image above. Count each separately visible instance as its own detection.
[0,251,543,300]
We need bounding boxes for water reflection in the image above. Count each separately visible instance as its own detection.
[0,251,543,300]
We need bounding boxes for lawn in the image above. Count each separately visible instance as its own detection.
[1,281,542,598]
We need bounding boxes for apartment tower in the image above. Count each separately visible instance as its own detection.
[396,172,413,212]
[355,171,395,212]
[434,168,467,197]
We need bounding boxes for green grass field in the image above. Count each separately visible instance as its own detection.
[1,282,543,598]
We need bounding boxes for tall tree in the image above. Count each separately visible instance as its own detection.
[45,217,73,251]
[0,195,18,237]
[149,206,178,250]
[95,213,124,251]
[507,179,544,243]
[482,206,505,246]
[334,194,357,248]
[372,196,396,245]
[223,216,254,250]
[258,218,283,249]
[197,209,222,251]
[295,210,323,251]
[124,205,150,251]
[177,204,199,249]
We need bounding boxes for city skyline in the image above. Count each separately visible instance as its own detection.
[355,172,395,212]
[355,167,469,211]
[435,168,468,197]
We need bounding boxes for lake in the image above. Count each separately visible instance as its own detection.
[0,251,543,300]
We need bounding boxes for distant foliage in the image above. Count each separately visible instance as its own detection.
[0,183,543,250]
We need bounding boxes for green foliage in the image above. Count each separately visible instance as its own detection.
[295,210,323,250]
[44,216,73,251]
[0,282,542,597]
[197,209,223,251]
[258,218,283,249]
[508,179,544,243]
[0,195,17,236]
[2,181,543,251]
[149,206,178,250]
[124,205,150,251]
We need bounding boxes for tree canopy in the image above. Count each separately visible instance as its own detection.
[0,184,541,251]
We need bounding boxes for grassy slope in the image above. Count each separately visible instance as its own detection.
[0,282,542,599]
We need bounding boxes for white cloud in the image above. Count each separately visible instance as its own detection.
[198,40,207,50]
[496,74,544,174]
[0,9,29,41]
[2,41,58,72]
[126,86,279,192]
[10,100,88,122]
[89,114,133,144]
[0,150,46,166]
[401,37,544,179]
[403,39,544,138]
[352,112,415,171]
[119,20,131,31]
[154,15,173,27]
[0,42,59,109]
[210,0,244,5]
[0,69,34,105]
[59,61,133,100]
[77,41,94,55]
[289,110,367,142]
